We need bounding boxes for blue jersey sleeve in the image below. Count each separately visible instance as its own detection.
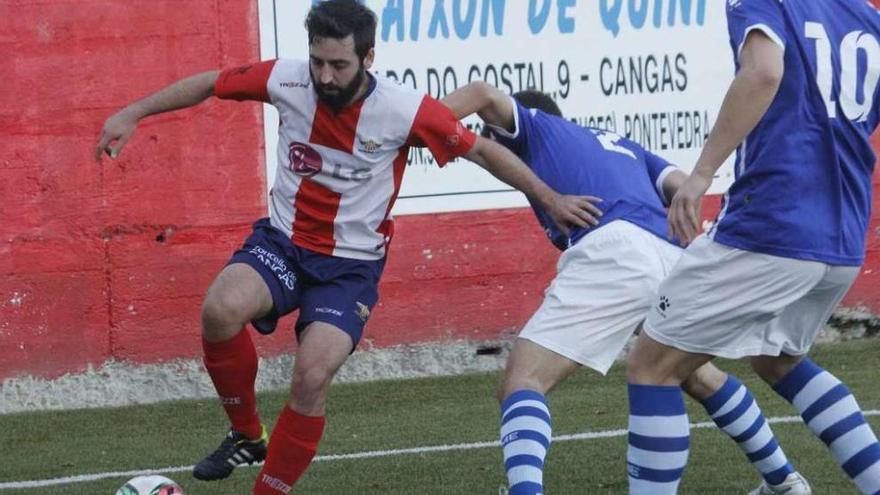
[642,150,677,205]
[727,0,787,58]
[484,98,534,157]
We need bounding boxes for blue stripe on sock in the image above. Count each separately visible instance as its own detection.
[628,432,690,452]
[629,384,685,416]
[841,443,880,478]
[746,437,781,463]
[509,481,543,495]
[715,393,754,429]
[628,463,686,483]
[501,429,550,449]
[819,411,866,446]
[502,390,546,412]
[732,415,765,444]
[502,406,551,426]
[802,383,849,424]
[765,463,795,486]
[773,358,822,402]
[701,375,741,415]
[504,454,544,471]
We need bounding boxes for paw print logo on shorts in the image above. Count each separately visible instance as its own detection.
[658,296,671,313]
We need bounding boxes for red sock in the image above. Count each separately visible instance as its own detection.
[252,407,325,495]
[202,330,262,440]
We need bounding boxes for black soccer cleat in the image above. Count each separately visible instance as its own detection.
[192,427,268,481]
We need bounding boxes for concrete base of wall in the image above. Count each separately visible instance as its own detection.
[3,307,877,414]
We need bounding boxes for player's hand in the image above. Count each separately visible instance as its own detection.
[95,108,139,162]
[547,194,603,236]
[668,172,712,246]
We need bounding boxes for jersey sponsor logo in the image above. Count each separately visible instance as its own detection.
[358,137,383,153]
[279,80,310,89]
[289,142,323,177]
[219,396,241,405]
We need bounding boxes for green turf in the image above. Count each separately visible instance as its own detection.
[2,339,878,494]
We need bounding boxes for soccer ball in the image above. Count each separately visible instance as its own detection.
[115,475,184,495]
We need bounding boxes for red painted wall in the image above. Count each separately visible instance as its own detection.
[2,1,879,382]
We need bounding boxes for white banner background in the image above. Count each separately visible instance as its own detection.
[258,0,734,214]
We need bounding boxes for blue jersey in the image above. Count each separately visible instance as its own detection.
[715,0,880,265]
[489,98,677,251]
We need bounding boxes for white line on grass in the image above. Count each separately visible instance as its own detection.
[2,410,878,489]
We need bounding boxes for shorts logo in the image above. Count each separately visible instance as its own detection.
[656,295,671,317]
[219,396,241,405]
[355,301,371,323]
[289,142,323,177]
[249,246,296,291]
[315,307,343,317]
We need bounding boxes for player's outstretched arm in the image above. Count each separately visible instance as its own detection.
[441,82,515,132]
[465,136,602,235]
[95,70,220,161]
[669,30,783,245]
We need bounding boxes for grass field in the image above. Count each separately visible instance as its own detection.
[2,339,878,494]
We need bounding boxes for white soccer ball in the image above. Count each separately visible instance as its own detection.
[115,475,184,495]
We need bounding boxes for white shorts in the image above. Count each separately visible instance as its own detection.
[519,220,682,374]
[643,236,859,359]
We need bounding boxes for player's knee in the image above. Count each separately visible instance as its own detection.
[681,364,726,401]
[498,369,544,402]
[625,352,650,383]
[201,292,248,339]
[292,366,333,397]
[750,354,802,385]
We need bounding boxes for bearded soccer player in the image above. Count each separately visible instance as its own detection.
[626,0,880,493]
[95,1,600,493]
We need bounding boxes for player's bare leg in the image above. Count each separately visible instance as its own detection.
[499,338,580,401]
[202,263,274,343]
[193,263,274,481]
[252,322,352,495]
[625,334,713,494]
[498,338,579,494]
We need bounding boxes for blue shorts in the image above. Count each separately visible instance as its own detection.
[228,218,385,348]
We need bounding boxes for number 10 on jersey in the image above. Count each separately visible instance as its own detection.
[806,22,880,122]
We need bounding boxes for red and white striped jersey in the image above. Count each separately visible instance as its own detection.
[215,59,477,260]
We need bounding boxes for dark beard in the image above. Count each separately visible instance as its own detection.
[312,68,366,112]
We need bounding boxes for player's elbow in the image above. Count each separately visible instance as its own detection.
[748,62,784,92]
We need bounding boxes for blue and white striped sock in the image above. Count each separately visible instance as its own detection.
[774,358,880,495]
[500,390,551,495]
[627,384,690,495]
[702,375,794,485]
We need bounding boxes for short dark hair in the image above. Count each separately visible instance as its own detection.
[305,0,377,61]
[512,90,563,117]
